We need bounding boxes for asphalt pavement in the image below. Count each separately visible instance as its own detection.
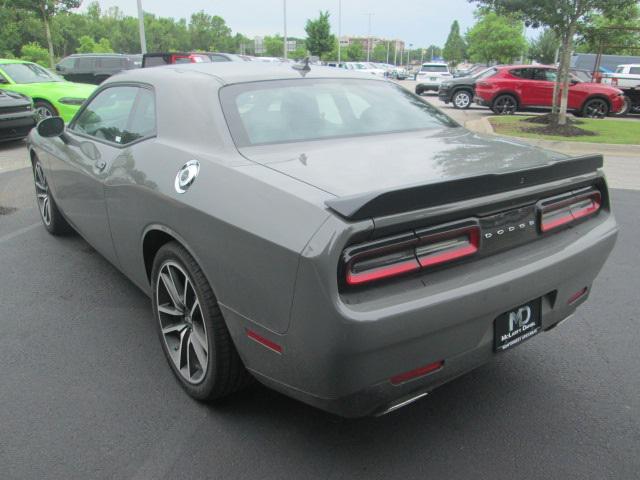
[1,131,639,479]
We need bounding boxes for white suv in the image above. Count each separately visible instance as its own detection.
[415,63,452,94]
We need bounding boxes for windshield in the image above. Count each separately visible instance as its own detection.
[220,79,457,147]
[1,62,62,83]
[421,65,448,73]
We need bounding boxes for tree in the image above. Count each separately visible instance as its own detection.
[442,20,467,66]
[20,42,50,65]
[425,44,442,61]
[263,35,284,57]
[12,0,82,67]
[575,3,640,55]
[345,42,363,61]
[305,11,335,58]
[528,29,559,64]
[465,12,526,65]
[189,11,232,52]
[469,0,639,127]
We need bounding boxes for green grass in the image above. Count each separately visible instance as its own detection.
[489,115,640,145]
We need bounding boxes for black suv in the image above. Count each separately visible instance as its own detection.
[438,66,497,109]
[55,54,142,84]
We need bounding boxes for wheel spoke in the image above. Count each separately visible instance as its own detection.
[160,270,182,309]
[183,277,191,309]
[189,334,207,372]
[178,327,189,370]
[162,321,188,335]
[158,303,183,316]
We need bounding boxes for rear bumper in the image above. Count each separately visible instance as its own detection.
[416,81,441,91]
[226,211,618,417]
[474,95,490,107]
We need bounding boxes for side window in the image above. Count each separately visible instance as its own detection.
[77,57,94,71]
[210,54,229,62]
[510,69,532,79]
[59,57,75,69]
[127,88,156,139]
[543,69,557,82]
[630,67,640,75]
[72,86,152,145]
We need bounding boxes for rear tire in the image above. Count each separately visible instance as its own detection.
[452,90,472,109]
[151,241,251,401]
[32,157,72,235]
[415,86,424,96]
[491,94,518,115]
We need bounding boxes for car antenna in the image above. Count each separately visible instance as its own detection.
[292,57,311,77]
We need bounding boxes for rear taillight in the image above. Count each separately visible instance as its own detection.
[539,188,601,233]
[415,224,480,268]
[343,221,479,286]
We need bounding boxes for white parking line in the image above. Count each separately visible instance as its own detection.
[0,222,40,244]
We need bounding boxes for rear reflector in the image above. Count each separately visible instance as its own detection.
[540,189,601,232]
[390,360,444,385]
[246,329,282,353]
[568,287,588,304]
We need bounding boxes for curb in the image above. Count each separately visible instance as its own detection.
[472,116,640,157]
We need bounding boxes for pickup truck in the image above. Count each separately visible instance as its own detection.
[602,64,640,114]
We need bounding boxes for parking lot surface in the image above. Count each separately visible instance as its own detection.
[1,136,639,479]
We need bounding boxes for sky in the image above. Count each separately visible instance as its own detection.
[85,0,480,48]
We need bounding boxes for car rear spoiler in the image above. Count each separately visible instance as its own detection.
[325,154,603,221]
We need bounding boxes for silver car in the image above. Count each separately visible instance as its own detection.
[27,63,618,417]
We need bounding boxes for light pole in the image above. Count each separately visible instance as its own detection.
[407,43,413,66]
[364,13,374,62]
[136,0,146,54]
[283,0,287,60]
[337,0,342,64]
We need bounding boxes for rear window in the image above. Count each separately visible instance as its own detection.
[220,79,457,147]
[421,65,448,73]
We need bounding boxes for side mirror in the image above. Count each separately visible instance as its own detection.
[37,116,65,137]
[0,76,8,84]
[55,65,62,72]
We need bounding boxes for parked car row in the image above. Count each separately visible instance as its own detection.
[0,59,95,121]
[424,63,627,119]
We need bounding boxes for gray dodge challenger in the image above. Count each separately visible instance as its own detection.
[27,63,618,417]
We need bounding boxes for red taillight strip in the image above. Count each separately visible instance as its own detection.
[417,227,480,268]
[346,258,420,285]
[246,329,283,354]
[540,190,601,233]
[390,360,444,385]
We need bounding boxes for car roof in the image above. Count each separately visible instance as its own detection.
[110,61,386,86]
[0,58,32,65]
[498,64,555,70]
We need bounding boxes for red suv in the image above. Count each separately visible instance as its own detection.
[474,65,626,118]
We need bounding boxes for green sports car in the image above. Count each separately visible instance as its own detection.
[0,59,95,122]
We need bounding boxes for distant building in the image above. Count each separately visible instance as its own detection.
[254,36,265,55]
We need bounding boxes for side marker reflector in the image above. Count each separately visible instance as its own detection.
[246,329,283,354]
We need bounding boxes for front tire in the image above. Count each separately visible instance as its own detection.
[33,100,58,121]
[582,98,609,119]
[151,242,251,401]
[32,157,72,235]
[415,86,424,96]
[452,90,472,109]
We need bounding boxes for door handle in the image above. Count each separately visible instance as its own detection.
[95,159,107,171]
